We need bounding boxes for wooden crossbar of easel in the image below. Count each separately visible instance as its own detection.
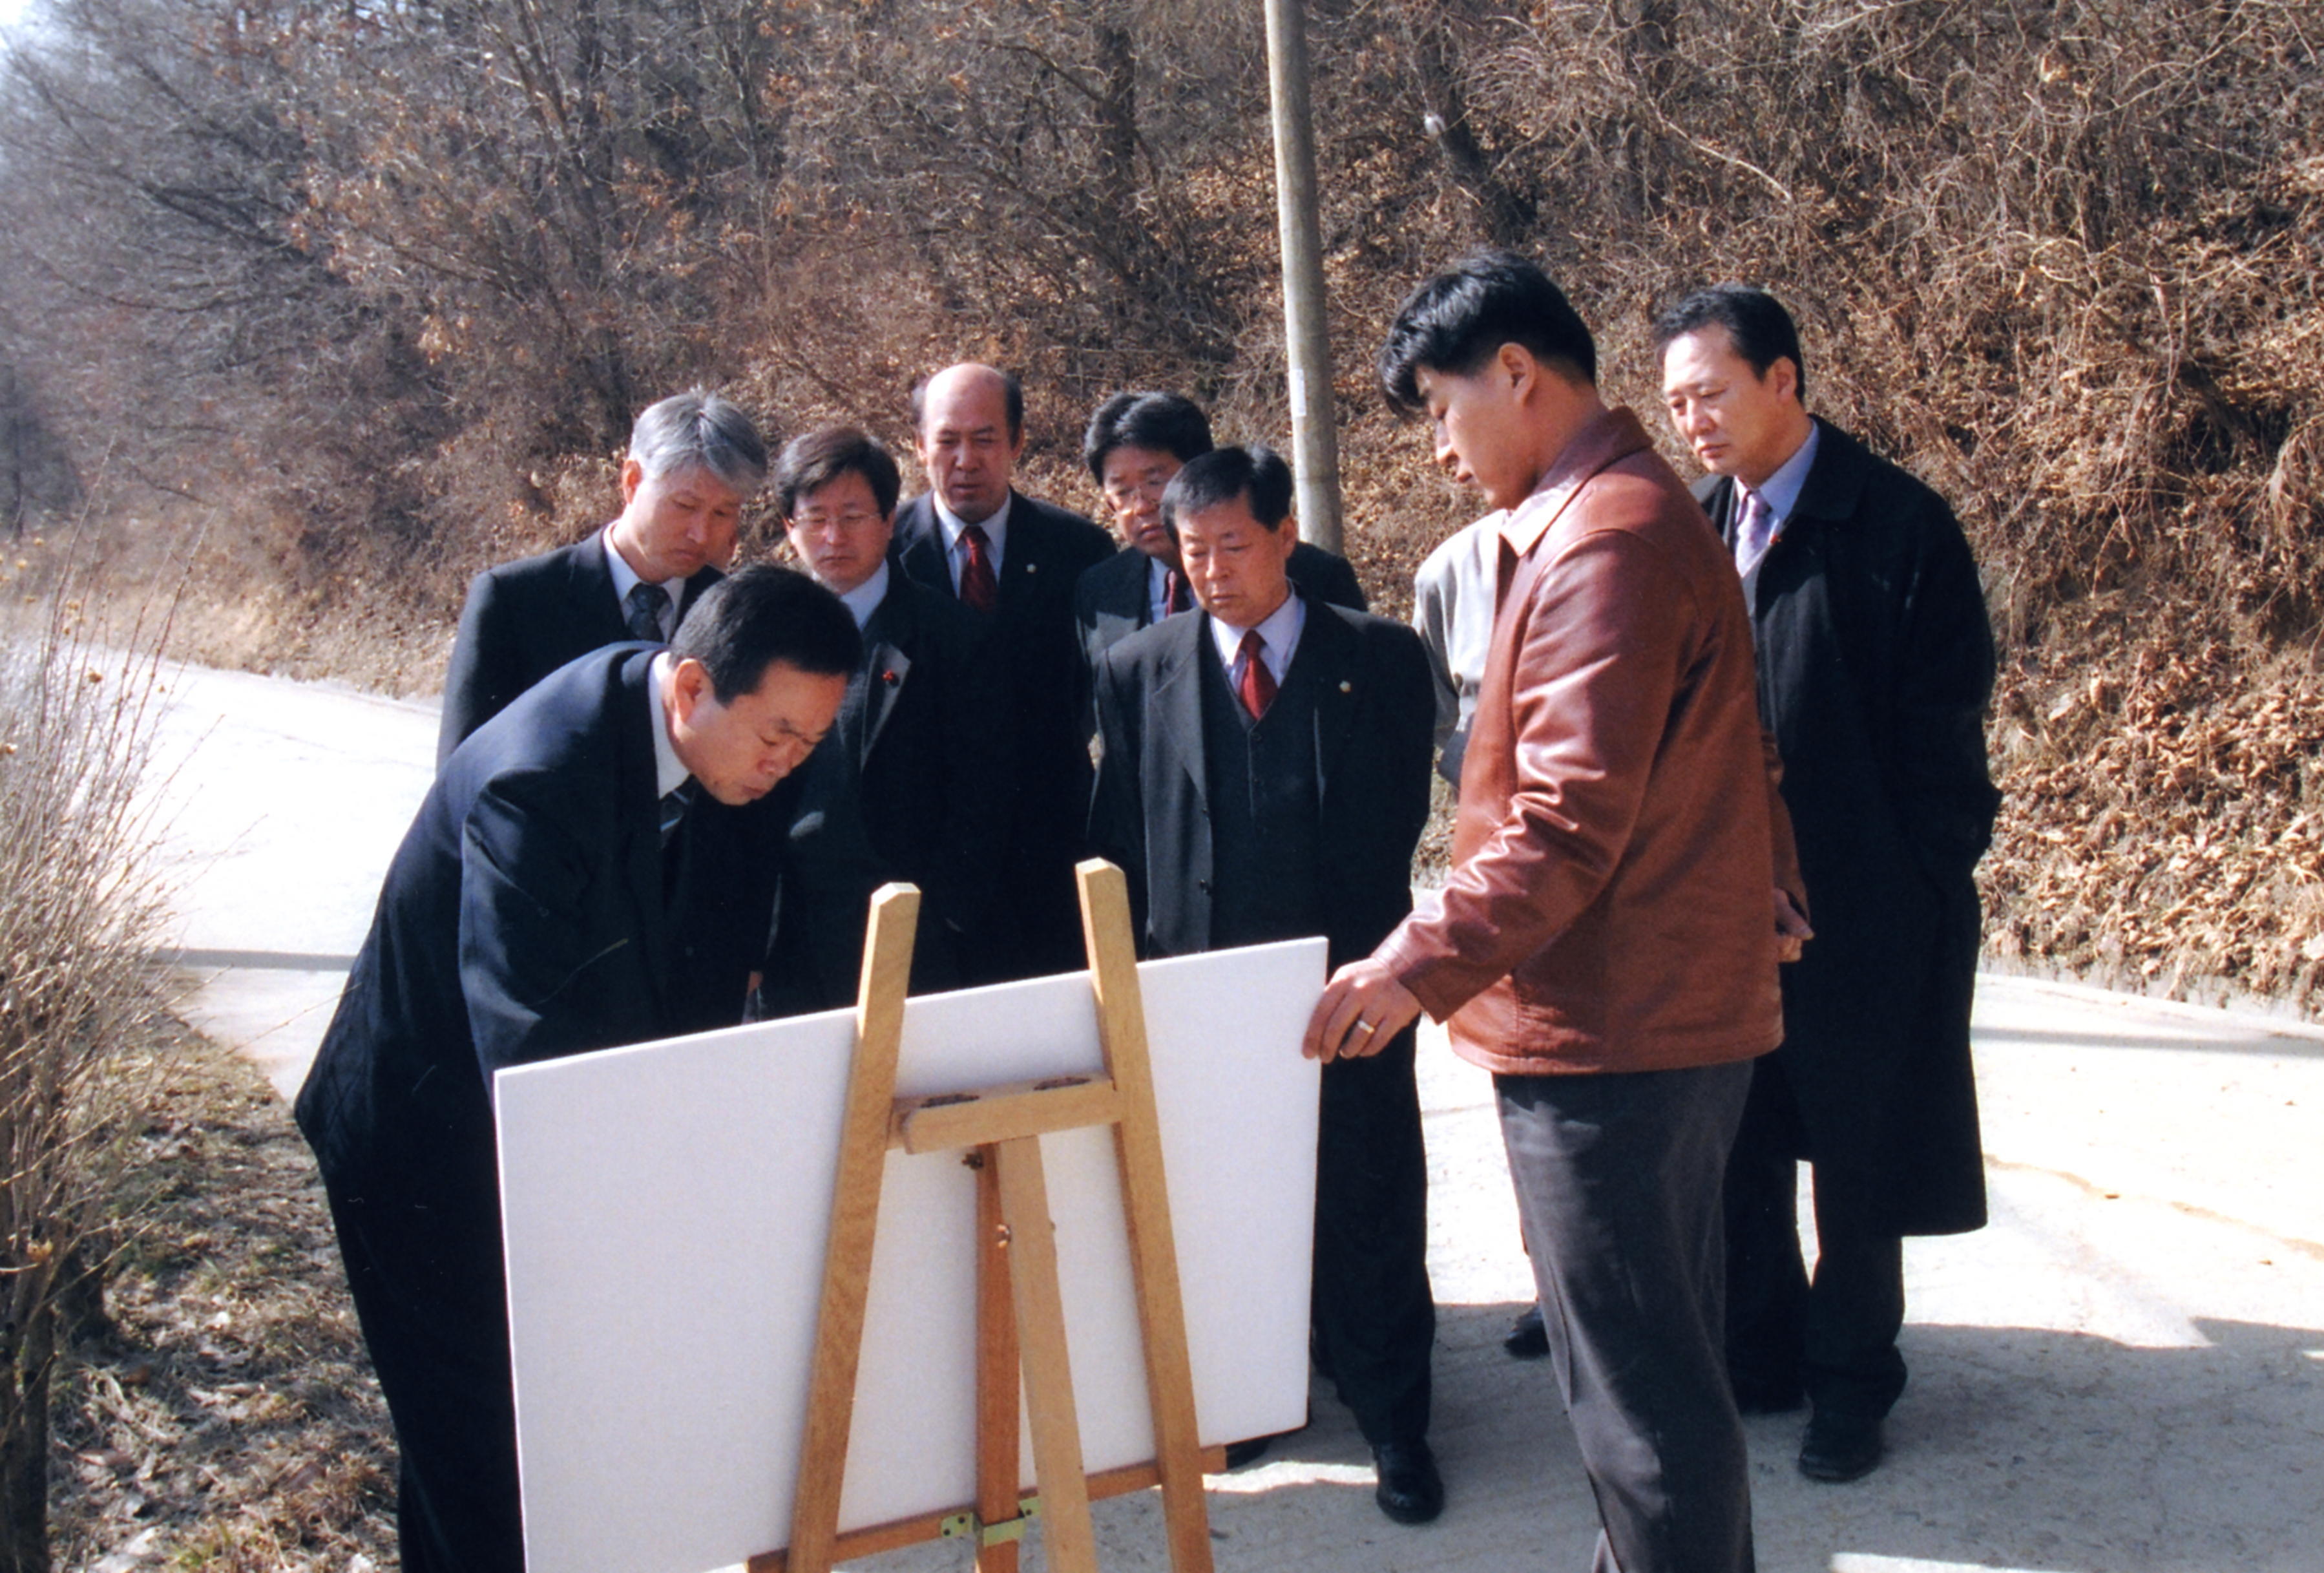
[751,860,1217,1573]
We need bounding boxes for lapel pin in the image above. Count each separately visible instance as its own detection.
[882,670,901,686]
[1339,681,1353,693]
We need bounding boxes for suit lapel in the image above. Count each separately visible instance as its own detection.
[891,497,955,598]
[567,536,632,645]
[1298,603,1361,804]
[996,492,1042,613]
[858,589,914,763]
[1155,615,1208,809]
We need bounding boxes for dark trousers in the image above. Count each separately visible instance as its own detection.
[1723,1054,1907,1419]
[1311,1025,1435,1445]
[1496,1062,1755,1573]
[325,1183,526,1573]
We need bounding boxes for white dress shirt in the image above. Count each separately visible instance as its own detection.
[646,652,689,798]
[837,560,892,631]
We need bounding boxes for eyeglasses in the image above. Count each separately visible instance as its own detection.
[1102,476,1170,507]
[790,510,885,532]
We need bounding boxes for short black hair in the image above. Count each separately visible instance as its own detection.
[773,426,903,520]
[1651,284,1809,401]
[1160,444,1294,538]
[671,564,862,700]
[910,366,1026,443]
[1082,391,1214,480]
[1376,249,1598,412]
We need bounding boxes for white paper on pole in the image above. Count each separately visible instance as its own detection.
[494,937,1325,1573]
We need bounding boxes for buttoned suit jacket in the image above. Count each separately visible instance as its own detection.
[890,489,1116,973]
[1087,597,1441,1444]
[1087,598,1435,969]
[768,575,1017,1009]
[298,644,771,1572]
[1695,417,1999,1235]
[437,536,722,765]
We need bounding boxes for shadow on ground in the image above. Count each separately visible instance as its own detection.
[996,1303,2324,1573]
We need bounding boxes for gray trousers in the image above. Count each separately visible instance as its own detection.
[1496,1061,1757,1573]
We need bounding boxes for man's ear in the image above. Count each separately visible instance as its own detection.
[669,656,713,728]
[619,458,645,507]
[1496,341,1540,401]
[1768,355,1803,406]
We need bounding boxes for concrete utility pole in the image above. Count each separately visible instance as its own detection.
[1262,0,1345,553]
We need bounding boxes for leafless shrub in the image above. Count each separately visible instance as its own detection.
[0,585,171,1571]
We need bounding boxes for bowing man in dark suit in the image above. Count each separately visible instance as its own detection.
[1659,285,1999,1483]
[1073,391,1368,688]
[766,425,1016,1008]
[436,388,768,764]
[297,567,859,1573]
[888,362,1115,977]
[1089,445,1442,1526]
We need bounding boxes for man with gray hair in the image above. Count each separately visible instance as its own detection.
[437,388,769,764]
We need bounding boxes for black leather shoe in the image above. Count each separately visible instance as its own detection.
[1222,1434,1273,1470]
[1797,1411,1883,1482]
[1730,1372,1806,1415]
[1371,1438,1444,1525]
[1503,1305,1549,1360]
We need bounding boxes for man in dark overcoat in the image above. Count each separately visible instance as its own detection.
[889,361,1116,977]
[764,424,1016,1007]
[1089,445,1443,1526]
[1658,284,2001,1482]
[297,567,859,1572]
[436,388,766,763]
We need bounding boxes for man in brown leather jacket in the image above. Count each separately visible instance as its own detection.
[1306,252,1797,1573]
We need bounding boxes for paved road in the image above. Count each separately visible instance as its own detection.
[149,660,2324,1572]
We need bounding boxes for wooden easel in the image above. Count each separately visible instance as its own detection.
[751,860,1219,1573]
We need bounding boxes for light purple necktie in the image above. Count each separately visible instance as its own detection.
[1734,489,1774,576]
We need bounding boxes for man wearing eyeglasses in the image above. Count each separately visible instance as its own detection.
[768,425,1016,1006]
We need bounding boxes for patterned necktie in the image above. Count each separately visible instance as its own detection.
[1164,569,1191,616]
[1235,629,1276,719]
[625,580,671,642]
[959,523,999,613]
[1734,490,1775,576]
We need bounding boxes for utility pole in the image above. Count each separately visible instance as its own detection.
[1262,0,1343,553]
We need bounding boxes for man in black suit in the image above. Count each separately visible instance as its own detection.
[1089,445,1442,1526]
[436,388,767,763]
[1073,391,1367,686]
[765,425,1015,1007]
[1659,284,2000,1483]
[297,567,859,1572]
[888,361,1115,977]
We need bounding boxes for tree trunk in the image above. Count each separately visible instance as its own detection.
[0,1300,56,1573]
[1403,1,1534,246]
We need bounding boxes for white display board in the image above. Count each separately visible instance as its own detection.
[495,938,1325,1573]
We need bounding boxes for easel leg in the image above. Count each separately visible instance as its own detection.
[974,1148,1022,1573]
[993,1135,1100,1573]
[1078,861,1217,1573]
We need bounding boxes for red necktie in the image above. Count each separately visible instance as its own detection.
[960,523,998,613]
[1236,629,1276,719]
[1164,569,1191,615]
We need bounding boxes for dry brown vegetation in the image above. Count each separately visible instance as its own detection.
[1,0,2321,1019]
[50,1025,393,1571]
